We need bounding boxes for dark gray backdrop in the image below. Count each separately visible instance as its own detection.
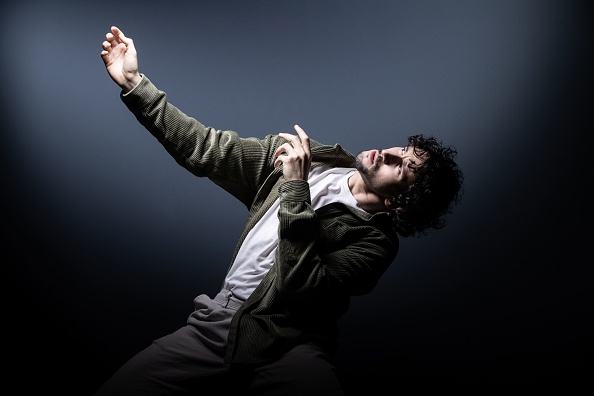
[2,0,591,394]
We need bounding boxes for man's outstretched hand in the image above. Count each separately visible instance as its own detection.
[101,26,142,93]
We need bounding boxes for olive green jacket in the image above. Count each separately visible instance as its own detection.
[121,75,399,365]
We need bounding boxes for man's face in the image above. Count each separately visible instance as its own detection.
[355,145,426,199]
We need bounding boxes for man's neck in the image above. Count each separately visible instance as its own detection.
[348,172,387,213]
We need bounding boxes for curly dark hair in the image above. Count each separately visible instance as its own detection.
[392,134,464,237]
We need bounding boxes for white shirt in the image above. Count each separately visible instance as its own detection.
[222,167,363,300]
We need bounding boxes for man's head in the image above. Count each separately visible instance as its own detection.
[356,134,463,237]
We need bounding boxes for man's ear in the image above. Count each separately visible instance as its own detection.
[384,197,405,214]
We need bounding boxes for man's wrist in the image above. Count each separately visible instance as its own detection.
[121,73,143,94]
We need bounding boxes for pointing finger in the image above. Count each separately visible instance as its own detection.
[293,125,310,154]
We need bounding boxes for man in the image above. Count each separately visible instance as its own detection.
[95,26,463,395]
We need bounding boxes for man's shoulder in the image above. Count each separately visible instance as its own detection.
[311,142,356,168]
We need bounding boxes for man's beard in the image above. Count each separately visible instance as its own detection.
[355,150,390,198]
[355,151,380,177]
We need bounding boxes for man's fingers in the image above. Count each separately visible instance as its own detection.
[104,33,116,50]
[109,26,129,47]
[279,131,306,150]
[275,125,311,165]
[293,125,310,153]
[111,26,123,40]
[279,132,298,143]
[105,31,124,50]
[275,127,312,181]
[274,141,294,158]
[273,142,293,168]
[293,124,308,137]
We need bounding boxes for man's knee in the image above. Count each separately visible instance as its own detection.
[249,343,343,396]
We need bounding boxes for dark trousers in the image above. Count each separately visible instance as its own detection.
[93,291,343,395]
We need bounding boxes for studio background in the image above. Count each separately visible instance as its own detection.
[2,1,591,394]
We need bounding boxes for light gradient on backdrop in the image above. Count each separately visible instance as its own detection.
[2,0,591,393]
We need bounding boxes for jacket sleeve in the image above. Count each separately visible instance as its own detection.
[275,179,398,303]
[120,74,283,208]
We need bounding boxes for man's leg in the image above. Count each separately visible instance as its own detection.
[92,293,236,395]
[248,342,344,396]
